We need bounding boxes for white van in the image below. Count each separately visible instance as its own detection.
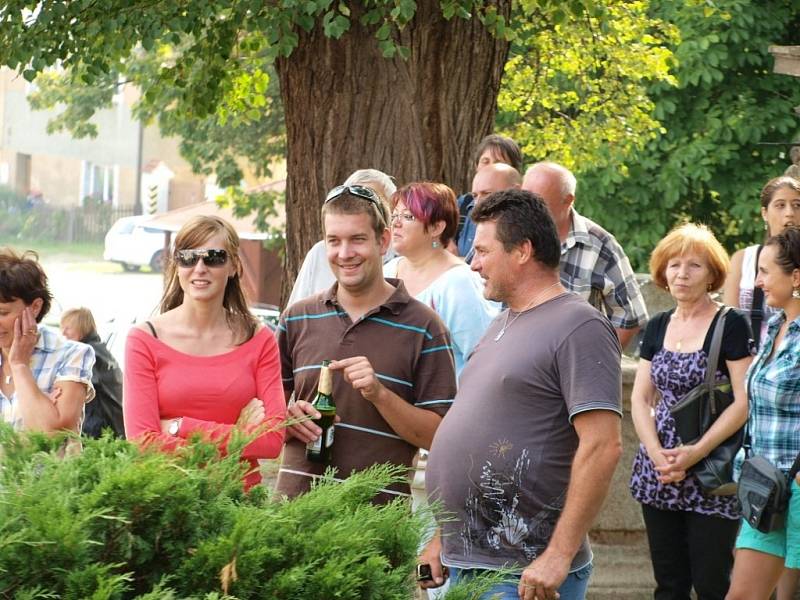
[103,216,167,272]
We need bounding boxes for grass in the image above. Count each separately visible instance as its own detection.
[0,237,104,262]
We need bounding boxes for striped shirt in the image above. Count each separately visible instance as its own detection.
[561,210,648,331]
[0,326,95,430]
[276,279,457,501]
[746,311,800,473]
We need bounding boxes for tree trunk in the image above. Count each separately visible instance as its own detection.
[276,3,511,305]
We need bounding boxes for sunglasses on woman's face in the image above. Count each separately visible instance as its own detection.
[174,248,229,268]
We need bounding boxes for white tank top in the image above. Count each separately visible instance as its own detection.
[739,244,777,343]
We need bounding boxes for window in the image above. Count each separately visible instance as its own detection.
[80,161,119,205]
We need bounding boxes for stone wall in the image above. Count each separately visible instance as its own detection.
[593,277,674,538]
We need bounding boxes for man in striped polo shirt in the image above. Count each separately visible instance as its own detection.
[275,184,457,502]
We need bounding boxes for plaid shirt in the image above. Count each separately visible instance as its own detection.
[746,312,800,473]
[0,326,95,430]
[560,210,648,330]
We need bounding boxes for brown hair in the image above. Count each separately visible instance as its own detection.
[0,248,53,322]
[473,134,523,172]
[61,307,97,340]
[321,190,390,240]
[391,182,459,247]
[649,223,730,291]
[760,176,800,210]
[160,216,257,343]
[764,226,800,275]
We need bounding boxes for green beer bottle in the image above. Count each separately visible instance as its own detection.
[306,360,336,463]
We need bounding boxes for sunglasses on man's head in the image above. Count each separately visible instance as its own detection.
[174,248,229,268]
[325,185,381,207]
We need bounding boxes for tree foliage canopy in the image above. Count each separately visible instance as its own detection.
[498,1,678,173]
[568,0,800,269]
[2,1,798,273]
[2,1,676,212]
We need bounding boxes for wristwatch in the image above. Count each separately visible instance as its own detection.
[168,417,182,436]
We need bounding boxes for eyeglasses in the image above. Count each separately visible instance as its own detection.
[325,185,381,208]
[174,248,229,268]
[390,212,416,224]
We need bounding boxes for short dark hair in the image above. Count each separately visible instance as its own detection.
[473,134,523,173]
[322,190,390,241]
[765,226,800,275]
[0,248,53,322]
[471,189,560,269]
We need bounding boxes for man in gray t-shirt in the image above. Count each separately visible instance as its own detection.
[419,189,622,600]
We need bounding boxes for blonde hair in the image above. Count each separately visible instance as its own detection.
[160,215,257,343]
[60,307,97,340]
[650,223,730,291]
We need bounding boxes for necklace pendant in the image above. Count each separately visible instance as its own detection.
[3,375,10,385]
[494,329,505,342]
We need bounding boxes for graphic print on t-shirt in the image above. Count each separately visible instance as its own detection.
[461,439,566,561]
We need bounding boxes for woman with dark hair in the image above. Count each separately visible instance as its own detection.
[0,249,95,432]
[724,176,800,345]
[384,182,498,376]
[722,176,800,599]
[629,224,753,600]
[61,307,125,439]
[727,227,800,600]
[473,134,523,173]
[456,135,523,259]
[123,215,285,489]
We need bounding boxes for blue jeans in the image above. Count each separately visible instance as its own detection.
[448,562,593,600]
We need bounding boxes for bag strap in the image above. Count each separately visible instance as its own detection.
[751,245,764,347]
[703,306,731,420]
[743,366,757,458]
[789,452,800,481]
[704,306,730,388]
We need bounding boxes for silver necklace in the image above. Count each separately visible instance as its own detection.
[494,282,561,342]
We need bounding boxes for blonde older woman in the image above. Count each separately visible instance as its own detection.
[629,223,753,600]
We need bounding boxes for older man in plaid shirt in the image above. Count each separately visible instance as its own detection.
[523,161,648,348]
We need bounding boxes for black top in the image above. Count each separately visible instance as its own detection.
[640,308,754,378]
[81,332,125,439]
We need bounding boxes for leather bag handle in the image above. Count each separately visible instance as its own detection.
[704,306,731,417]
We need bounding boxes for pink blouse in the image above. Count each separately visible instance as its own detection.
[124,326,286,489]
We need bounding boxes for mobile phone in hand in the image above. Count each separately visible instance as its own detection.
[416,563,434,582]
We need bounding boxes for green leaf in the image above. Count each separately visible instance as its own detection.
[376,22,391,41]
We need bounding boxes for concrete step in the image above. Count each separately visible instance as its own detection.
[587,538,655,600]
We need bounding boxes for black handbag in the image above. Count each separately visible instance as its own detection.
[737,454,796,533]
[669,307,744,495]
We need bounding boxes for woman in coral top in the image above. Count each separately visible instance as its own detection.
[123,215,285,489]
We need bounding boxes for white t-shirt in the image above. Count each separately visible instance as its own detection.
[383,258,499,377]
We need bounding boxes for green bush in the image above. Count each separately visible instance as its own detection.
[0,426,493,599]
